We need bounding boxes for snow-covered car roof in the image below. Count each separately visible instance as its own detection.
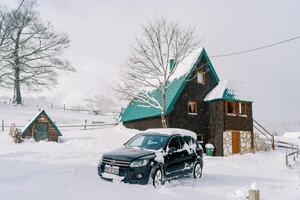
[141,128,197,140]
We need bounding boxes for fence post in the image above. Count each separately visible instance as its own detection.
[249,189,260,200]
[272,134,275,150]
[84,120,87,130]
[51,103,53,109]
[286,154,288,166]
[1,120,4,132]
[63,104,66,111]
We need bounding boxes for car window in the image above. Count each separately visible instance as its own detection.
[183,136,191,145]
[168,136,182,150]
[128,135,145,147]
[126,134,169,150]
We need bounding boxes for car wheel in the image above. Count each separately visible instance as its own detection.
[193,162,202,179]
[153,169,163,188]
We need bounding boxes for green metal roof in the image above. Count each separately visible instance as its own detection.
[120,48,220,122]
[22,110,62,136]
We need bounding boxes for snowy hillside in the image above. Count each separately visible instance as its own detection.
[0,104,299,200]
[0,102,118,128]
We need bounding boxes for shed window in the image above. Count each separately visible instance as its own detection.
[197,72,205,84]
[188,101,197,115]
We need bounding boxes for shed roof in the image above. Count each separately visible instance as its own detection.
[120,48,220,122]
[204,80,253,102]
[21,109,62,136]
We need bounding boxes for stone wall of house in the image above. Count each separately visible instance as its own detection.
[223,130,252,156]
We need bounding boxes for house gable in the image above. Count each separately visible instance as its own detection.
[120,48,220,123]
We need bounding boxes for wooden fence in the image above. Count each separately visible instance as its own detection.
[282,142,300,166]
[33,103,120,115]
[1,119,118,132]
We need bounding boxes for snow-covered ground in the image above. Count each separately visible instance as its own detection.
[0,105,300,200]
[0,126,299,200]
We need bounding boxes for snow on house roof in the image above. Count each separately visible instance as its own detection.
[22,109,45,132]
[170,47,203,80]
[142,128,197,139]
[204,80,253,102]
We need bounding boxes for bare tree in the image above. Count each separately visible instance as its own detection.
[117,17,200,128]
[0,0,75,104]
[0,0,25,85]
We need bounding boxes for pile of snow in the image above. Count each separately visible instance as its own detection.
[283,132,300,139]
[205,143,215,149]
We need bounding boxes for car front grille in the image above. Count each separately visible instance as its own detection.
[102,157,131,167]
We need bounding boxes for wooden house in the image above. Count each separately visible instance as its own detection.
[120,48,254,156]
[22,110,62,142]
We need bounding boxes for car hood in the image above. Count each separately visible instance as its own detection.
[102,147,156,161]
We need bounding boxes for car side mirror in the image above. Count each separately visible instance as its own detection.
[168,147,177,154]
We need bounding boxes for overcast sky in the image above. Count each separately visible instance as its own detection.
[1,0,300,123]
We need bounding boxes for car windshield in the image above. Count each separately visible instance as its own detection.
[126,133,169,150]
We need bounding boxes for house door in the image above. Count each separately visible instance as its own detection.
[34,123,48,141]
[232,132,240,154]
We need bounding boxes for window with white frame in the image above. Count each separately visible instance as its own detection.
[197,71,205,84]
[239,103,248,116]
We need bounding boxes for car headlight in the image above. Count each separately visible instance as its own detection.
[130,159,148,167]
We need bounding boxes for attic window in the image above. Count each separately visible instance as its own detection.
[197,71,205,84]
[188,101,197,115]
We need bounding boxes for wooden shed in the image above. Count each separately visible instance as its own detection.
[22,110,62,142]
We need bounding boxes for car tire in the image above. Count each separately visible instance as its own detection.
[193,162,202,179]
[152,168,163,188]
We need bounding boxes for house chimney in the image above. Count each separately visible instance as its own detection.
[169,58,176,72]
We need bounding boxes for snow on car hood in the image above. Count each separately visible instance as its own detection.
[102,147,155,161]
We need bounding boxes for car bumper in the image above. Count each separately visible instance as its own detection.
[98,164,152,185]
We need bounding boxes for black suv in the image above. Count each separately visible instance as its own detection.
[97,128,203,188]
